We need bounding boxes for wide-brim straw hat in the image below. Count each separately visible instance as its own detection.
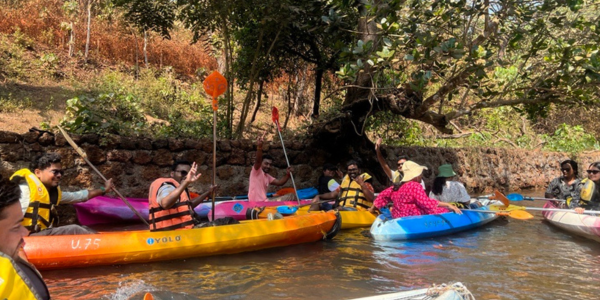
[437,164,457,178]
[401,161,428,182]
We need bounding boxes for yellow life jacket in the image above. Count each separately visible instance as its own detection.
[0,253,45,300]
[578,178,600,209]
[338,173,373,209]
[148,178,196,232]
[10,169,61,233]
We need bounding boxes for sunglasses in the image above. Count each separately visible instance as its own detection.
[586,170,600,175]
[50,169,64,176]
[561,168,571,172]
[176,170,189,177]
[347,168,358,172]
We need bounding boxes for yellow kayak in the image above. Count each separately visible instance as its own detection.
[23,211,340,270]
[296,206,376,229]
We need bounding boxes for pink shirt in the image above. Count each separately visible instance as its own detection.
[248,167,275,201]
[373,181,448,218]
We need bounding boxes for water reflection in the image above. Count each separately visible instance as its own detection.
[43,191,600,300]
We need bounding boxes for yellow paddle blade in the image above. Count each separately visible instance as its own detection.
[489,204,526,211]
[507,210,534,220]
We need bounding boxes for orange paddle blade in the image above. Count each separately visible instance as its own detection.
[274,187,295,196]
[143,293,154,300]
[203,71,228,111]
[490,190,510,208]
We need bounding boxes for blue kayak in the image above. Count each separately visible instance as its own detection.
[370,206,499,241]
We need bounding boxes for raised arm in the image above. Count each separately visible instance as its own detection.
[253,135,264,170]
[375,138,393,180]
[160,163,201,209]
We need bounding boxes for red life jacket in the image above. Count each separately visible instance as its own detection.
[148,178,195,232]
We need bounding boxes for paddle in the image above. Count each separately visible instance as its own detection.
[57,126,150,226]
[518,207,600,215]
[203,71,228,222]
[506,193,566,202]
[460,208,534,220]
[271,106,300,204]
[488,190,510,207]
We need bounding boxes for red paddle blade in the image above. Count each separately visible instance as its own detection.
[272,106,281,130]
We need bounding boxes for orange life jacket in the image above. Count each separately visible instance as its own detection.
[148,178,195,232]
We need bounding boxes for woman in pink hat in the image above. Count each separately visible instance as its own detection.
[369,161,462,218]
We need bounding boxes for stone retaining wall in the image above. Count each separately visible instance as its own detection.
[2,130,600,199]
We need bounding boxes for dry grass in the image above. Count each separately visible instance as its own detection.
[0,0,216,76]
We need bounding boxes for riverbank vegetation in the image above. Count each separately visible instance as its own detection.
[0,0,599,156]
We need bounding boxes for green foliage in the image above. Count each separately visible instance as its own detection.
[62,68,226,138]
[60,93,147,136]
[541,124,599,154]
[366,111,426,146]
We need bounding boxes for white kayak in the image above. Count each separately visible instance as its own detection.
[349,282,474,300]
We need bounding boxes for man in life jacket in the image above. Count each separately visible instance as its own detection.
[0,176,50,300]
[10,153,113,236]
[148,160,218,232]
[311,160,375,211]
[248,135,294,201]
[375,138,426,189]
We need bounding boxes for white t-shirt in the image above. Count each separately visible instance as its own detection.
[429,181,470,203]
[19,184,89,214]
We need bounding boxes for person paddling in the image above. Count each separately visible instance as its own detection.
[573,162,600,214]
[148,160,219,231]
[429,164,471,209]
[310,160,375,211]
[248,134,294,201]
[545,160,581,201]
[369,161,462,218]
[10,152,113,236]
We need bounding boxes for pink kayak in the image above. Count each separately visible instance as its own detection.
[542,201,600,242]
[73,196,237,226]
[208,200,313,221]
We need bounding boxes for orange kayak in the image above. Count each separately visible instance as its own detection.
[23,211,340,270]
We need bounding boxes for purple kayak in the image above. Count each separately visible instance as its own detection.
[73,196,236,226]
[208,200,312,221]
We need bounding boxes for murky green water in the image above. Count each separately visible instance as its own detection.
[42,191,600,300]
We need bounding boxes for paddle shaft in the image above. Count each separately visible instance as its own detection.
[212,110,217,221]
[526,197,565,202]
[274,120,300,204]
[57,126,150,226]
[523,207,600,215]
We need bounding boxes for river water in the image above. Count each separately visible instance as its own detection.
[42,191,600,300]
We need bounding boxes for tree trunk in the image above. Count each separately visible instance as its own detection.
[84,0,92,62]
[143,30,148,67]
[283,75,293,129]
[312,67,324,118]
[250,80,264,123]
[68,22,75,57]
